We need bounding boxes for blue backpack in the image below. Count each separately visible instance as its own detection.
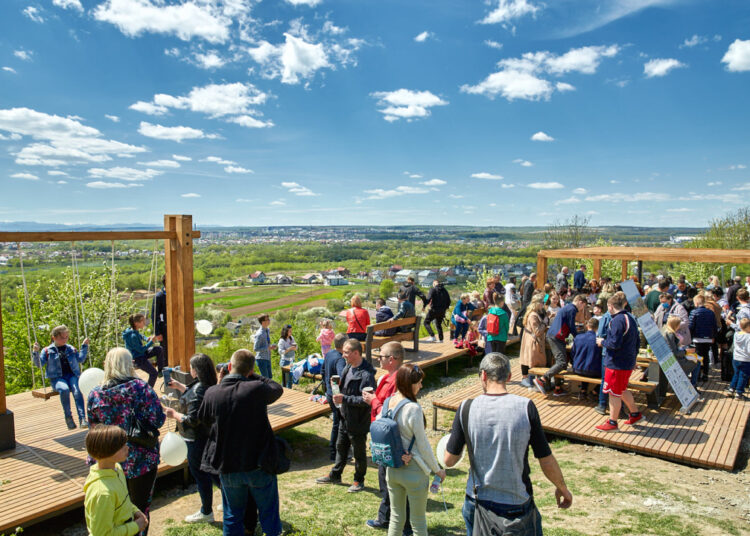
[370,397,415,468]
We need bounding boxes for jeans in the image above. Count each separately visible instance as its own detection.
[220,469,282,536]
[730,360,750,395]
[462,496,542,536]
[545,337,568,387]
[454,322,469,340]
[133,346,166,388]
[127,467,158,536]
[53,374,86,422]
[331,421,367,483]
[598,354,609,407]
[424,309,446,341]
[256,359,273,379]
[187,438,221,515]
[326,395,341,461]
[280,359,293,388]
[386,463,426,536]
[690,358,701,387]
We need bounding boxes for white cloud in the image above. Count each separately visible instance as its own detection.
[364,186,430,199]
[572,187,588,194]
[270,200,286,206]
[732,183,750,191]
[224,165,253,174]
[138,159,180,168]
[485,40,503,50]
[202,156,236,165]
[53,0,83,11]
[609,179,620,184]
[680,34,707,49]
[531,131,554,142]
[0,107,146,166]
[14,49,33,62]
[449,194,464,199]
[501,183,515,189]
[282,181,318,196]
[722,39,750,72]
[480,0,541,25]
[513,159,533,167]
[236,198,252,202]
[165,47,180,57]
[48,170,68,176]
[129,101,169,115]
[471,172,503,180]
[2,67,17,74]
[56,180,67,184]
[414,31,432,43]
[104,114,120,122]
[93,0,232,44]
[138,121,216,142]
[461,45,619,101]
[644,58,686,78]
[528,181,564,189]
[23,6,44,23]
[286,0,321,5]
[707,181,722,186]
[86,181,143,189]
[88,166,162,181]
[421,179,446,186]
[172,154,192,161]
[555,196,580,205]
[371,89,448,122]
[407,173,423,179]
[728,164,746,170]
[585,192,670,203]
[667,208,692,212]
[194,51,226,69]
[181,192,201,198]
[11,172,39,181]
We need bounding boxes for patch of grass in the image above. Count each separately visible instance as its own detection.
[700,516,741,536]
[606,509,701,536]
[544,528,591,536]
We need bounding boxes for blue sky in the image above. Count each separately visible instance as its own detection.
[1,0,749,227]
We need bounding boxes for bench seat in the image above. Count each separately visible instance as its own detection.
[528,367,657,394]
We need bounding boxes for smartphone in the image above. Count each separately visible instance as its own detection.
[163,368,171,386]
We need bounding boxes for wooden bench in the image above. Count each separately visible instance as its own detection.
[365,316,422,363]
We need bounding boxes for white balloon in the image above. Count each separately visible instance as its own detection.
[436,433,464,468]
[78,367,105,398]
[196,319,213,336]
[160,431,188,466]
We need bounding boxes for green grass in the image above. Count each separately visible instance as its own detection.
[194,286,315,308]
[606,510,701,536]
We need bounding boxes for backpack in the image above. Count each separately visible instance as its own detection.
[486,312,500,336]
[433,286,451,311]
[369,397,415,468]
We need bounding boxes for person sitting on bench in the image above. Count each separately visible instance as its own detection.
[375,298,396,336]
[392,291,416,333]
[570,317,602,400]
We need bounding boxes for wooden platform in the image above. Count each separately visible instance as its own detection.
[0,385,330,533]
[432,361,750,471]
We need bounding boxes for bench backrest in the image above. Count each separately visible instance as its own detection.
[367,316,417,335]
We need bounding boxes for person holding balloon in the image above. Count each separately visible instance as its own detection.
[163,353,221,524]
[87,347,165,536]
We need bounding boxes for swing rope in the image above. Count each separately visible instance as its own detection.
[17,242,46,393]
[146,240,158,333]
[108,241,118,349]
[70,242,90,364]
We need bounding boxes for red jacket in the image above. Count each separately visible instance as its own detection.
[371,371,398,422]
[346,307,370,334]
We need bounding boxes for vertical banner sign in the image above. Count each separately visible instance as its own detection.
[620,280,699,413]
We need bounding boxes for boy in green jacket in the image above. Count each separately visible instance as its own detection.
[84,425,148,536]
[487,295,510,353]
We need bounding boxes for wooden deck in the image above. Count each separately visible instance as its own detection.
[432,361,750,471]
[0,385,330,533]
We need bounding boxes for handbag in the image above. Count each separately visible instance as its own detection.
[460,400,541,535]
[260,435,291,475]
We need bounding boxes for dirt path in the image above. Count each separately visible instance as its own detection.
[228,288,335,317]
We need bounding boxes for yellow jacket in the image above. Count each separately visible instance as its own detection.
[83,463,140,536]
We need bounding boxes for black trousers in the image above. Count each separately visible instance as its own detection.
[134,346,166,388]
[695,342,711,379]
[326,395,341,461]
[489,340,506,354]
[424,309,446,341]
[127,467,158,535]
[545,337,568,388]
[331,419,367,483]
[376,463,412,533]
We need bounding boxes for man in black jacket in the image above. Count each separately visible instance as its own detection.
[424,279,451,342]
[316,338,376,492]
[198,349,284,536]
[152,275,168,364]
[400,276,427,308]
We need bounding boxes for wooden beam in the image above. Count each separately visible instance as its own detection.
[164,215,196,370]
[0,231,202,243]
[621,260,628,282]
[593,259,602,281]
[536,253,548,289]
[537,246,750,264]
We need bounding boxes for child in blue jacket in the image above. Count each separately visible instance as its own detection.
[122,313,165,387]
[33,324,89,429]
[571,318,602,399]
[451,293,476,345]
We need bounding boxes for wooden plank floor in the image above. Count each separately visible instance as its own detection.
[432,361,750,471]
[0,382,330,533]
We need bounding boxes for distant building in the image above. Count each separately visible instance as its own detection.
[336,266,350,276]
[369,269,384,283]
[417,269,437,287]
[199,286,220,294]
[249,271,266,283]
[394,269,417,283]
[275,274,292,284]
[325,275,349,286]
[225,322,242,335]
[301,273,322,284]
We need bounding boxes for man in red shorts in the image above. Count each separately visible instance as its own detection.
[595,292,644,431]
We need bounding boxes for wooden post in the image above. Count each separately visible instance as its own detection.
[637,260,643,286]
[0,290,5,415]
[536,253,548,290]
[164,215,196,371]
[593,259,602,281]
[621,260,628,282]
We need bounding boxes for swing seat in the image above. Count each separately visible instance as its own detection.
[32,388,59,400]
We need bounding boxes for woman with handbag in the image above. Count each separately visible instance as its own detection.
[346,294,370,341]
[87,347,165,535]
[163,353,220,524]
[378,364,446,536]
[519,294,548,388]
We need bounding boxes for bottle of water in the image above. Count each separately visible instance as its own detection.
[430,474,441,494]
[331,375,342,409]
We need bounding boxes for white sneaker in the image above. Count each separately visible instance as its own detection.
[429,336,437,342]
[185,510,214,523]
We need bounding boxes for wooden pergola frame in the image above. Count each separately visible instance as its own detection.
[535,246,750,289]
[0,215,199,449]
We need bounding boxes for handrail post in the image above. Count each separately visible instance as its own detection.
[164,215,196,370]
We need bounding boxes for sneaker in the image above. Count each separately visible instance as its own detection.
[347,481,365,493]
[65,416,76,430]
[576,391,586,401]
[316,474,341,485]
[624,412,644,425]
[429,336,437,343]
[366,519,388,530]
[532,377,548,395]
[595,420,618,431]
[552,388,569,397]
[725,387,736,397]
[594,405,607,415]
[520,377,533,388]
[736,393,747,401]
[79,420,89,429]
[185,510,214,523]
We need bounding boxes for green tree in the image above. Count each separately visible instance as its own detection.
[690,206,750,249]
[379,279,395,299]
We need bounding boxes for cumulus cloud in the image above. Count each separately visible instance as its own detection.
[138,121,217,142]
[364,186,430,200]
[680,34,707,48]
[0,107,146,166]
[485,40,503,50]
[555,196,580,205]
[722,39,750,72]
[181,192,201,198]
[572,187,588,195]
[88,166,163,181]
[732,183,750,192]
[480,0,541,25]
[236,198,252,202]
[585,192,670,202]
[286,0,322,5]
[370,89,448,122]
[421,179,446,186]
[270,200,286,206]
[414,31,432,43]
[86,181,143,189]
[531,131,554,142]
[53,0,83,11]
[728,164,747,170]
[3,67,17,74]
[93,0,232,44]
[224,165,253,173]
[282,181,318,196]
[501,183,515,189]
[14,50,33,62]
[48,170,68,176]
[707,181,722,187]
[130,82,273,128]
[644,58,686,78]
[513,158,533,167]
[528,181,564,189]
[11,172,39,181]
[202,156,236,165]
[461,44,618,101]
[193,51,227,69]
[104,114,120,122]
[172,154,192,161]
[23,6,44,23]
[471,172,503,180]
[138,159,180,168]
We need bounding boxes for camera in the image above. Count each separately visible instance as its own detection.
[216,362,229,374]
[163,366,177,385]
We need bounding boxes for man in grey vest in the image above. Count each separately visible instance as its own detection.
[444,353,572,535]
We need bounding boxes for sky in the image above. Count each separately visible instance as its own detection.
[0,0,749,228]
